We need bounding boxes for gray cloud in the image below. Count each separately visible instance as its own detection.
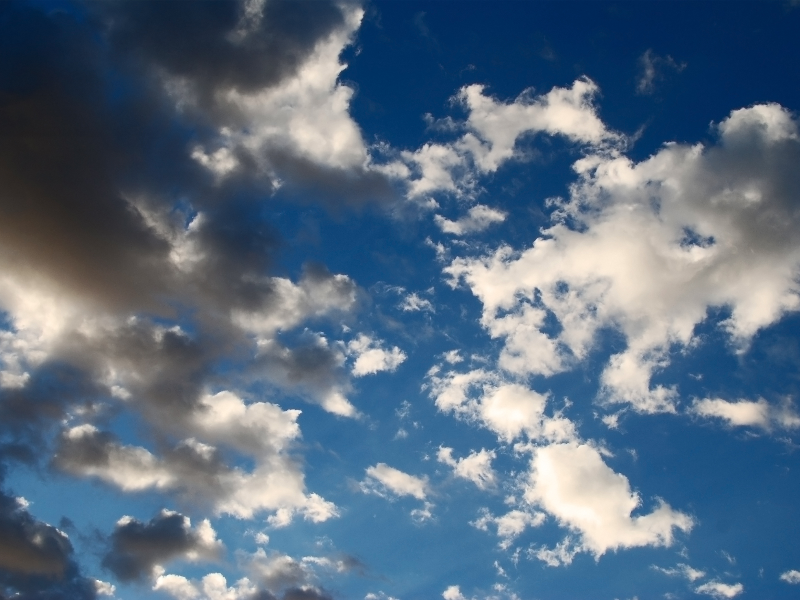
[102,510,222,583]
[0,478,96,599]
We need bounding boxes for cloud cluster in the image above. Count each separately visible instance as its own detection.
[446,102,800,414]
[102,510,223,582]
[427,363,692,562]
[0,479,97,599]
[54,391,338,522]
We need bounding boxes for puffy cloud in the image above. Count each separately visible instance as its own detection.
[348,335,407,377]
[694,581,744,598]
[524,443,693,562]
[472,508,545,550]
[102,510,223,582]
[780,569,800,584]
[54,392,338,523]
[435,205,507,236]
[690,397,800,430]
[401,78,620,199]
[437,447,497,490]
[361,463,428,500]
[426,368,576,443]
[445,103,800,413]
[153,572,266,600]
[0,481,97,599]
[442,585,468,600]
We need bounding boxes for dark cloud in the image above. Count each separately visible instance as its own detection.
[102,510,221,583]
[99,0,350,124]
[0,480,96,600]
[282,588,334,600]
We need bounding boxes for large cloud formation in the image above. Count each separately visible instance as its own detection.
[446,101,800,414]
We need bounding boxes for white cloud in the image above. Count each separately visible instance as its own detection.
[189,5,371,179]
[154,572,260,600]
[523,443,693,561]
[472,508,545,549]
[348,334,407,377]
[652,563,706,582]
[232,271,358,337]
[56,392,338,523]
[695,580,744,598]
[690,397,800,430]
[435,205,507,236]
[636,49,685,95]
[442,585,468,600]
[437,447,497,489]
[401,78,620,200]
[93,580,116,597]
[780,569,800,584]
[362,463,428,500]
[426,368,576,444]
[400,292,434,313]
[445,103,800,414]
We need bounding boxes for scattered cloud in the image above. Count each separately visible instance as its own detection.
[437,447,497,489]
[102,510,223,582]
[636,49,686,95]
[361,463,428,500]
[435,205,507,236]
[694,580,744,598]
[690,397,800,431]
[780,569,800,584]
[348,334,407,377]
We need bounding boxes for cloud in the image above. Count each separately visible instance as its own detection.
[690,397,800,431]
[399,292,435,313]
[694,580,744,598]
[652,563,706,582]
[636,49,686,95]
[472,508,545,550]
[442,585,468,600]
[102,510,223,582]
[0,480,97,599]
[399,78,622,200]
[780,569,800,584]
[437,447,497,489]
[361,463,428,500]
[154,547,344,600]
[524,443,693,563]
[435,205,507,236]
[445,102,800,414]
[53,391,338,523]
[426,368,576,444]
[348,334,407,377]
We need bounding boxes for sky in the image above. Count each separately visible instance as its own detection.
[1,1,800,599]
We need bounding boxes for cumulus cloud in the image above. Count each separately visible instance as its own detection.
[154,547,347,600]
[0,480,97,599]
[437,447,497,489]
[472,508,545,550]
[400,78,621,200]
[434,205,507,236]
[445,102,800,414]
[54,391,338,523]
[426,367,576,444]
[690,397,800,431]
[348,335,407,377]
[780,569,800,584]
[361,463,428,500]
[695,580,744,598]
[102,510,223,582]
[524,443,693,563]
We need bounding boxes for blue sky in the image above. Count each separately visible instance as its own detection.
[2,1,800,599]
